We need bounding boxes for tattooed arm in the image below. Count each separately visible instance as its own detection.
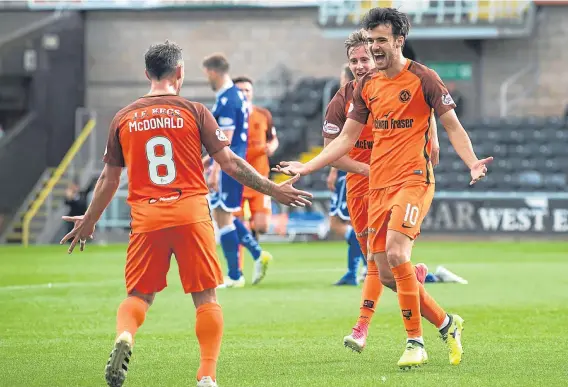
[211,147,312,206]
[227,157,277,196]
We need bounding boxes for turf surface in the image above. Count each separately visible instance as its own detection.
[1,241,567,386]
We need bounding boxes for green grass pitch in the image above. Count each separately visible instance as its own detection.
[1,241,567,387]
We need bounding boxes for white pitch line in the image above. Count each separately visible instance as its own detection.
[0,280,123,292]
[0,268,350,292]
[271,268,346,274]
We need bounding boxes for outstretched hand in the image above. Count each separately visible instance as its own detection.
[272,174,313,207]
[60,215,95,254]
[469,157,494,185]
[272,161,309,177]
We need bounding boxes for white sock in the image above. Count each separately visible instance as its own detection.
[407,337,424,346]
[437,314,451,331]
[344,225,353,241]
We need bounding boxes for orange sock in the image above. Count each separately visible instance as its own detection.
[196,302,224,381]
[357,260,383,327]
[116,296,148,339]
[391,261,422,338]
[418,283,447,328]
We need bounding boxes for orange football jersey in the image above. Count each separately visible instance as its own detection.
[348,60,456,189]
[322,80,373,198]
[104,95,230,233]
[245,105,275,176]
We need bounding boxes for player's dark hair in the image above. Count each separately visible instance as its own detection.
[344,29,368,58]
[233,76,254,85]
[202,53,230,74]
[361,7,411,39]
[342,63,355,82]
[144,40,183,80]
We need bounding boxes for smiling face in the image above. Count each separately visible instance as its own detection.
[366,23,405,71]
[347,45,375,82]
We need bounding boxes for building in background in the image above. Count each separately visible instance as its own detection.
[0,0,567,244]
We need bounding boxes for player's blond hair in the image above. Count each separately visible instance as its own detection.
[344,29,369,58]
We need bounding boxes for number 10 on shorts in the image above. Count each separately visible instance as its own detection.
[404,203,420,226]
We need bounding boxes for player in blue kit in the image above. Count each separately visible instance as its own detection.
[202,53,272,288]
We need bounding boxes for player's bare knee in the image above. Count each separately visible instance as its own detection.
[253,216,269,234]
[214,208,233,228]
[329,216,346,237]
[191,288,218,308]
[386,247,410,268]
[129,290,155,306]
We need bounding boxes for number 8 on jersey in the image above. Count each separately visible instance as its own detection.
[146,136,176,185]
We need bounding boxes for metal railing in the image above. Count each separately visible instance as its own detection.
[319,0,533,26]
[21,111,97,246]
[26,0,318,9]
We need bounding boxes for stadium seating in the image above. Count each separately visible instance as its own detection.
[437,116,567,191]
[270,77,567,192]
[267,76,334,164]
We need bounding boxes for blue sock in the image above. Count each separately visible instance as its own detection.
[219,224,241,280]
[345,226,362,277]
[425,273,438,283]
[233,218,262,260]
[361,256,368,267]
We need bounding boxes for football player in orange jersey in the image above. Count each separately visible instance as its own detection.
[60,41,312,387]
[233,76,279,284]
[326,64,366,286]
[276,9,492,368]
[321,30,433,352]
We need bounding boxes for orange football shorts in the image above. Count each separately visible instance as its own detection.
[125,221,223,294]
[368,181,435,254]
[346,193,369,257]
[235,190,272,218]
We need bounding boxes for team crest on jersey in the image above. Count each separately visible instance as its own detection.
[216,129,228,141]
[323,120,340,135]
[442,93,455,106]
[399,89,411,103]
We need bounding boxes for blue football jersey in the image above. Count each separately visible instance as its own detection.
[211,82,249,158]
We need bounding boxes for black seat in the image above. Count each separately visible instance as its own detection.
[491,144,508,157]
[509,130,527,144]
[543,174,567,190]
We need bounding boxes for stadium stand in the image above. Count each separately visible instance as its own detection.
[268,76,332,162]
[1,0,568,244]
[269,76,568,193]
[437,117,568,191]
